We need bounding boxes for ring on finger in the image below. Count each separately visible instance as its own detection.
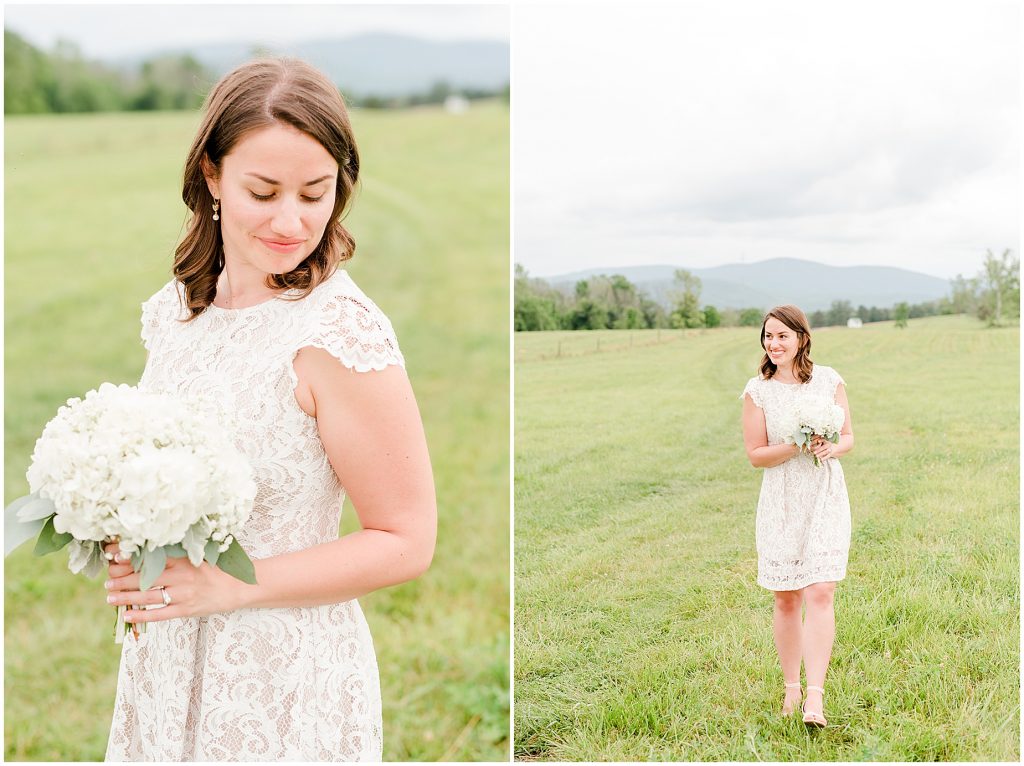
[143,586,172,610]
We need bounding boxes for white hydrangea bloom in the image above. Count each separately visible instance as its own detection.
[795,398,846,439]
[26,383,256,563]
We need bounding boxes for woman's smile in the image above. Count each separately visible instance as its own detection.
[256,236,307,254]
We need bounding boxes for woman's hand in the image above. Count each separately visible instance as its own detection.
[809,436,836,462]
[102,541,244,625]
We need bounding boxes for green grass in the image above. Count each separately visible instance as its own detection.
[514,317,1018,761]
[5,103,509,761]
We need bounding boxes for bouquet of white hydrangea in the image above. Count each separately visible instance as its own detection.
[4,383,258,641]
[786,398,846,467]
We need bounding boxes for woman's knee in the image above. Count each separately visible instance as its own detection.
[773,589,803,614]
[804,582,836,610]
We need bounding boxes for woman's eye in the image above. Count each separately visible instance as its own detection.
[249,191,324,203]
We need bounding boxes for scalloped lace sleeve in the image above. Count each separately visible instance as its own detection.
[304,288,405,373]
[827,366,846,398]
[740,376,765,408]
[139,281,180,351]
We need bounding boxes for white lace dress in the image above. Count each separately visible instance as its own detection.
[740,364,851,591]
[106,268,404,761]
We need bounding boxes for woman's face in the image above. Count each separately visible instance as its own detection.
[206,123,338,277]
[762,316,801,369]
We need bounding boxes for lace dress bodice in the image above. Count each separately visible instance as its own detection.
[741,365,852,591]
[106,268,402,761]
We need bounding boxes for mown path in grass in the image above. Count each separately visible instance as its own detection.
[5,104,509,761]
[514,316,1018,761]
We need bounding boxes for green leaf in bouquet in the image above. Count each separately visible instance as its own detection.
[217,538,257,584]
[15,493,57,522]
[204,540,221,567]
[51,528,74,552]
[33,516,72,556]
[162,543,188,558]
[139,546,167,591]
[131,551,143,572]
[80,542,106,579]
[68,539,105,578]
[828,432,840,444]
[5,495,50,556]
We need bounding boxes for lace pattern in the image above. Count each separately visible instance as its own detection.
[740,365,852,591]
[106,269,401,761]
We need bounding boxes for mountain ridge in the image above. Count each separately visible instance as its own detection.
[539,258,951,312]
[109,33,510,97]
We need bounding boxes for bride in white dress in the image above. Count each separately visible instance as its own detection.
[102,58,436,761]
[741,305,854,729]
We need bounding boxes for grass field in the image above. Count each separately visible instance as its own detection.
[514,316,1019,761]
[4,103,509,761]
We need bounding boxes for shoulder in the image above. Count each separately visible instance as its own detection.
[298,269,405,372]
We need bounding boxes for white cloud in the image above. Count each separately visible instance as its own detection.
[4,4,509,57]
[514,2,1019,279]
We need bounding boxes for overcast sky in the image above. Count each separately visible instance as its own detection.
[513,3,1020,280]
[3,3,509,57]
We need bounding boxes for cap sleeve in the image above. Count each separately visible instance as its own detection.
[830,366,846,395]
[140,280,182,351]
[303,280,404,373]
[740,376,764,409]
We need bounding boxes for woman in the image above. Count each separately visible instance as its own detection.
[740,305,853,728]
[102,58,437,760]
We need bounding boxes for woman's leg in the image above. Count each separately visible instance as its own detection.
[773,588,804,713]
[802,581,837,716]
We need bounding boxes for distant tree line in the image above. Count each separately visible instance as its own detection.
[4,31,213,113]
[358,80,509,109]
[515,249,1019,332]
[4,29,509,114]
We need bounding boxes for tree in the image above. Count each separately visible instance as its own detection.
[640,296,667,329]
[826,300,854,327]
[514,264,571,331]
[739,308,763,327]
[950,274,978,315]
[4,30,55,113]
[570,299,609,330]
[893,302,909,328]
[979,248,1019,326]
[669,269,705,328]
[703,305,721,328]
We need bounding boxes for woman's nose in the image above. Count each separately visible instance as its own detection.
[270,199,303,236]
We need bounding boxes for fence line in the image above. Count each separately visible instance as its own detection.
[515,329,702,363]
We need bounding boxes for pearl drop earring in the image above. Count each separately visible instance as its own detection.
[212,199,220,221]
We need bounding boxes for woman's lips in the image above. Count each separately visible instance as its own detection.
[258,237,304,254]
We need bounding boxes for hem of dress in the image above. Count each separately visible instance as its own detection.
[758,571,847,592]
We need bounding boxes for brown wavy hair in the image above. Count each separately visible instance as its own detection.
[174,58,359,319]
[759,304,814,382]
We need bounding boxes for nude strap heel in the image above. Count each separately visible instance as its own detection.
[802,684,827,728]
[782,681,802,716]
